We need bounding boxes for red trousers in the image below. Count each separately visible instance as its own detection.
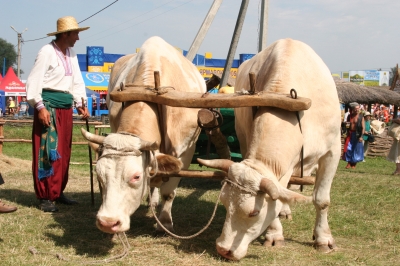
[32,108,73,200]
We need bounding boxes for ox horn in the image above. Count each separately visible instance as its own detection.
[139,139,159,151]
[196,158,234,173]
[259,178,279,200]
[80,128,105,144]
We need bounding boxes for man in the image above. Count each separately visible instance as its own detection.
[343,102,365,169]
[18,96,30,116]
[26,16,90,212]
[0,173,17,213]
[100,96,107,110]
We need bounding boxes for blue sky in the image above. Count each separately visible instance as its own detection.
[1,0,399,80]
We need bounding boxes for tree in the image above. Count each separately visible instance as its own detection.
[389,65,399,87]
[0,38,18,76]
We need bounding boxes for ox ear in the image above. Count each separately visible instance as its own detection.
[140,140,159,151]
[277,187,312,204]
[260,178,312,204]
[156,154,183,174]
[196,158,234,173]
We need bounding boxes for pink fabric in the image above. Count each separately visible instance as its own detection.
[32,108,73,200]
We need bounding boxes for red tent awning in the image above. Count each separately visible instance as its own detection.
[0,67,26,95]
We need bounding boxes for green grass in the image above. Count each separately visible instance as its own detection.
[0,123,399,265]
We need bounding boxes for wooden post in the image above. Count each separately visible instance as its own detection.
[390,64,398,91]
[249,72,256,94]
[154,71,160,90]
[0,119,5,154]
[219,0,250,88]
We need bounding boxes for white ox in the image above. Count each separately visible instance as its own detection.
[82,36,206,234]
[199,38,341,260]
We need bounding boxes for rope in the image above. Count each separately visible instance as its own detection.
[291,88,305,192]
[28,232,130,264]
[148,179,226,239]
[222,178,259,196]
[123,84,176,95]
[147,150,159,178]
[98,151,141,160]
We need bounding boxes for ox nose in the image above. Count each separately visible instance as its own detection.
[97,217,121,233]
[216,244,236,260]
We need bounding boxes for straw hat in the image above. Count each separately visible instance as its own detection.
[47,16,89,36]
[364,111,371,117]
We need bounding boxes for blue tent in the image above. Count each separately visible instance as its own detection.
[73,88,102,116]
[0,90,5,116]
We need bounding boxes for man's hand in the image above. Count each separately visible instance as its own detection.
[38,108,51,127]
[77,106,90,120]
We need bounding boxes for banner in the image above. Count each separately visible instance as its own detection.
[349,70,365,85]
[364,70,379,86]
[379,71,389,86]
[350,70,389,86]
[197,66,237,79]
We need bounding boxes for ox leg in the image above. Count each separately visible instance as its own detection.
[278,203,292,220]
[312,151,339,252]
[264,217,285,247]
[147,187,159,217]
[154,144,196,236]
[155,177,180,235]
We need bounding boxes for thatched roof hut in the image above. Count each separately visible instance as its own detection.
[335,77,400,105]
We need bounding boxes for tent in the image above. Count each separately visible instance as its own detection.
[0,67,26,97]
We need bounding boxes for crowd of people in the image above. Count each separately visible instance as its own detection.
[342,101,400,174]
[344,102,397,124]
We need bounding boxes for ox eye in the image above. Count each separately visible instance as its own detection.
[129,174,141,184]
[249,210,259,217]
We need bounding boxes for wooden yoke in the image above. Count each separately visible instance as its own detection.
[149,169,315,187]
[109,72,312,112]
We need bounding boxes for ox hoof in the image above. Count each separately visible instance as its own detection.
[154,230,168,237]
[263,239,285,247]
[154,228,175,237]
[278,211,292,220]
[314,243,337,253]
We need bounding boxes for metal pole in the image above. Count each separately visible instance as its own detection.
[2,58,5,77]
[219,0,250,88]
[186,0,223,62]
[17,33,21,78]
[10,26,27,79]
[258,0,269,52]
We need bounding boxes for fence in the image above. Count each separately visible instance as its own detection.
[0,119,104,154]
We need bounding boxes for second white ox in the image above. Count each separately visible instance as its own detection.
[199,38,341,260]
[82,36,206,234]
